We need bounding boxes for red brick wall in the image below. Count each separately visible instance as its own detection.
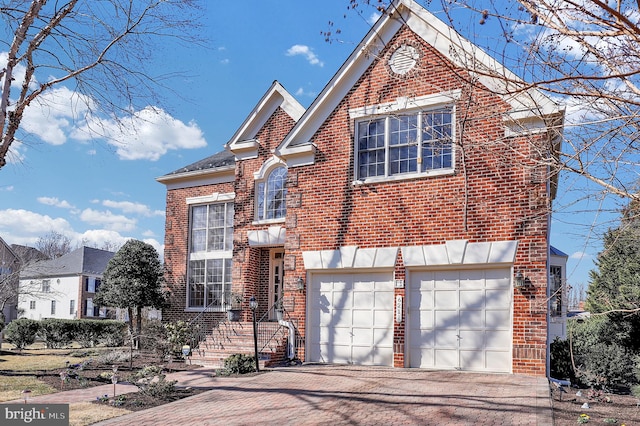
[281,27,550,375]
[163,181,234,324]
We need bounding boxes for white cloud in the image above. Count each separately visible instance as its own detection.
[286,45,324,67]
[0,185,14,191]
[22,86,92,146]
[102,200,164,217]
[79,208,137,232]
[0,209,75,245]
[220,59,230,65]
[72,106,207,161]
[37,196,74,209]
[570,251,593,260]
[368,12,381,25]
[295,87,318,98]
[76,229,131,251]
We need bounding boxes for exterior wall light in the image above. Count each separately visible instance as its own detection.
[296,277,305,293]
[515,271,526,288]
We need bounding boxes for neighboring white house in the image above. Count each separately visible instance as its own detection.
[548,246,569,342]
[18,247,115,320]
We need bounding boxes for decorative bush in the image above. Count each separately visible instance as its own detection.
[219,353,256,375]
[129,365,177,399]
[165,320,196,357]
[4,318,40,349]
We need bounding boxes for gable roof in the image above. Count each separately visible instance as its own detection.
[276,0,563,165]
[21,246,115,279]
[225,81,305,160]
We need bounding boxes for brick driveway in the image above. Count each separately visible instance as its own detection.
[96,364,552,425]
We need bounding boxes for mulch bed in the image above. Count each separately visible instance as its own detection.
[551,386,640,425]
[35,350,207,411]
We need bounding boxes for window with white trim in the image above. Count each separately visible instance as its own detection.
[188,201,234,309]
[41,279,50,293]
[550,265,563,316]
[51,300,56,315]
[29,300,35,310]
[256,166,287,221]
[70,299,75,315]
[355,108,453,180]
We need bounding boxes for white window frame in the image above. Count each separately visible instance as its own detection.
[254,157,287,223]
[51,300,56,315]
[70,299,75,315]
[350,92,459,184]
[187,199,234,311]
[41,279,50,293]
[29,300,36,310]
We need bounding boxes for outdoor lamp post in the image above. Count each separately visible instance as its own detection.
[249,295,259,372]
[21,389,31,404]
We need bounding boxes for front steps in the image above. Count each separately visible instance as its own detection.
[189,320,288,369]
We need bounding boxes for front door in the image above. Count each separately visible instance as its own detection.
[269,249,284,320]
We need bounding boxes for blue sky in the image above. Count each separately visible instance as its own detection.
[0,1,607,291]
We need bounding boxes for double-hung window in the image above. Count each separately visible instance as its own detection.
[256,166,287,221]
[188,201,234,310]
[356,107,453,180]
[41,279,50,293]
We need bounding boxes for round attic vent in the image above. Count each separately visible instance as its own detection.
[388,44,419,75]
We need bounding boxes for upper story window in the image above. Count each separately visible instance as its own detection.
[41,279,51,293]
[191,202,234,253]
[256,165,287,221]
[356,108,453,180]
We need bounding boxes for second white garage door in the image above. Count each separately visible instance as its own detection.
[408,268,512,373]
[308,272,394,366]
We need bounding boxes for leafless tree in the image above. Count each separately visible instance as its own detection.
[0,0,203,169]
[35,230,71,259]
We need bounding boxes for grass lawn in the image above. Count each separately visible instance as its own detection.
[0,342,134,425]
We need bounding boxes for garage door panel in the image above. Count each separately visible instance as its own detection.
[486,309,510,325]
[486,351,511,370]
[485,269,511,288]
[409,268,512,373]
[459,290,484,309]
[309,272,394,366]
[435,349,457,368]
[485,289,510,308]
[459,330,484,348]
[373,310,393,327]
[460,309,483,327]
[352,310,374,327]
[435,329,458,347]
[434,310,457,328]
[435,291,458,308]
[353,291,373,307]
[460,350,485,370]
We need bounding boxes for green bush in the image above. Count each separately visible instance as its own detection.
[219,353,256,376]
[4,319,40,349]
[570,316,638,389]
[129,365,177,399]
[165,320,196,356]
[97,320,126,347]
[550,337,575,382]
[38,319,75,348]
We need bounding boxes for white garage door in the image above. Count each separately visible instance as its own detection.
[408,268,512,373]
[308,272,394,365]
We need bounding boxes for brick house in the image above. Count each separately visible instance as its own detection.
[158,0,564,376]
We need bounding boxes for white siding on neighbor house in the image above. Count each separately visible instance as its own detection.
[18,276,79,320]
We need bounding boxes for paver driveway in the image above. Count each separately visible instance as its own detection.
[96,364,552,425]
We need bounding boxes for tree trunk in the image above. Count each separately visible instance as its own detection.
[127,306,136,349]
[136,305,142,350]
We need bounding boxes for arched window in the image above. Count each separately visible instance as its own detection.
[256,166,287,221]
